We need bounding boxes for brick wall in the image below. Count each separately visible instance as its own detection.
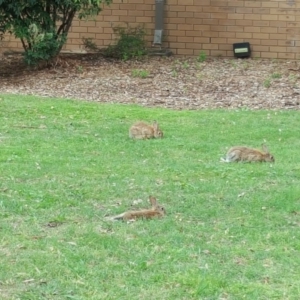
[2,0,300,59]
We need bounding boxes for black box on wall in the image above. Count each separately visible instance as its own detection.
[233,42,251,58]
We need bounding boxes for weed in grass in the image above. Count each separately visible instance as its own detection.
[77,65,83,73]
[196,73,203,80]
[271,72,282,79]
[131,69,149,78]
[230,60,237,68]
[182,60,189,69]
[263,78,271,88]
[288,74,298,87]
[197,50,207,62]
[171,70,177,77]
[1,94,300,299]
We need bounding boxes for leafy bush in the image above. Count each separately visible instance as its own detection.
[105,25,147,60]
[0,0,112,65]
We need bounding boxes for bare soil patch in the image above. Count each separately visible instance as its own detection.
[1,53,300,110]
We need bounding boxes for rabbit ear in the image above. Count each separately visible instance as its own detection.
[153,121,158,129]
[261,143,269,153]
[149,196,157,207]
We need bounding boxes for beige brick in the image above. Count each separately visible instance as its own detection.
[278,52,295,59]
[72,26,88,33]
[254,21,270,27]
[193,25,211,31]
[136,17,152,23]
[210,25,226,32]
[202,6,220,13]
[182,0,194,5]
[166,0,178,4]
[244,26,261,32]
[128,9,144,16]
[261,2,279,8]
[253,8,270,14]
[169,30,186,36]
[202,43,219,50]
[180,36,194,43]
[250,51,261,58]
[211,37,227,44]
[253,33,269,39]
[235,32,252,39]
[119,16,137,22]
[165,23,177,30]
[219,31,237,38]
[168,17,186,24]
[171,42,186,48]
[218,7,236,13]
[261,39,278,46]
[198,0,210,5]
[186,18,202,25]
[287,22,300,27]
[270,33,287,39]
[194,12,211,19]
[185,42,205,49]
[80,20,97,27]
[95,33,112,40]
[185,30,199,37]
[144,11,155,17]
[211,0,228,6]
[236,20,253,26]
[236,8,253,14]
[194,37,211,43]
[68,32,81,39]
[202,18,219,25]
[254,45,270,52]
[260,27,278,33]
[278,2,297,9]
[179,12,194,18]
[202,31,219,37]
[227,26,247,32]
[261,15,278,21]
[269,46,287,52]
[211,50,227,57]
[172,6,187,12]
[219,44,232,50]
[260,52,278,58]
[178,24,194,30]
[218,19,236,26]
[103,15,120,22]
[226,50,234,57]
[177,48,194,55]
[228,1,245,7]
[279,15,296,21]
[269,20,286,27]
[186,6,202,12]
[210,13,228,19]
[165,11,178,18]
[165,35,178,43]
[227,38,252,45]
[244,14,261,20]
[227,13,244,20]
[245,1,261,8]
[112,10,128,16]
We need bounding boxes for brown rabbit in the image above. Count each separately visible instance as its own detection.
[105,196,166,221]
[222,144,275,163]
[129,121,163,139]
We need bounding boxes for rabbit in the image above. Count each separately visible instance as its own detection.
[105,196,166,221]
[129,121,163,139]
[222,144,275,163]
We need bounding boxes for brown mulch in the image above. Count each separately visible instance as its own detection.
[1,53,300,110]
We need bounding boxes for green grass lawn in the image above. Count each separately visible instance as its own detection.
[1,94,300,299]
